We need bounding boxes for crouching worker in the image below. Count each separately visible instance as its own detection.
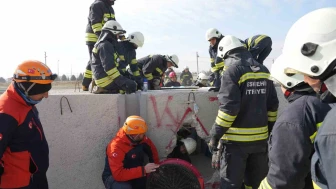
[164,72,181,87]
[91,20,137,94]
[102,116,160,189]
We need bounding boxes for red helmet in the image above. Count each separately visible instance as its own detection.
[169,72,176,78]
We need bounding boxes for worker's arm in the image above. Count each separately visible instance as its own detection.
[214,57,225,71]
[266,81,279,133]
[108,143,145,182]
[129,50,141,77]
[209,49,218,73]
[210,65,241,140]
[142,55,161,81]
[98,43,121,79]
[259,122,311,189]
[142,137,160,164]
[0,114,18,171]
[89,3,104,37]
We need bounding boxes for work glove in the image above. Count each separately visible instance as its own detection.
[211,151,221,170]
[149,78,161,90]
[208,137,219,154]
[134,77,144,90]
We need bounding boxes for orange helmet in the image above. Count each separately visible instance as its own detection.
[122,115,148,135]
[13,60,57,84]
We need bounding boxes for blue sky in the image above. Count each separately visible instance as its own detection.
[0,0,335,78]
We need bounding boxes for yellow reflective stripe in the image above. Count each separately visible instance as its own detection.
[84,70,92,78]
[145,73,153,80]
[210,58,214,63]
[226,126,268,135]
[310,122,323,143]
[245,185,253,189]
[95,77,113,87]
[267,111,277,117]
[149,54,154,58]
[121,68,126,72]
[268,117,276,122]
[222,132,268,142]
[131,59,137,64]
[215,117,233,127]
[103,13,115,19]
[155,68,163,75]
[238,72,270,85]
[211,67,218,72]
[92,47,98,54]
[248,37,253,50]
[133,71,140,76]
[119,55,125,61]
[92,23,103,33]
[119,90,125,94]
[259,178,272,189]
[85,33,98,42]
[215,61,225,68]
[106,67,119,76]
[312,181,322,189]
[218,110,236,122]
[254,35,267,46]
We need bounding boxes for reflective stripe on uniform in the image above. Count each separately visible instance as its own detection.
[145,73,154,80]
[84,70,92,79]
[215,61,225,69]
[267,111,277,122]
[92,47,98,54]
[85,33,98,42]
[221,132,268,142]
[238,72,270,85]
[310,122,323,143]
[106,67,119,76]
[245,185,253,189]
[133,71,140,76]
[92,23,103,33]
[131,59,137,64]
[312,181,322,189]
[215,110,236,128]
[226,126,268,135]
[247,35,267,50]
[259,178,272,189]
[211,67,218,72]
[95,71,120,88]
[210,58,215,63]
[119,55,125,61]
[155,68,163,75]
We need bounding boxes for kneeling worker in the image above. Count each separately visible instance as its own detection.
[102,115,160,189]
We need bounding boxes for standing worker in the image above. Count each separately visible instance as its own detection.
[278,7,336,189]
[137,54,179,90]
[208,35,279,189]
[102,115,160,189]
[0,60,57,188]
[180,66,193,86]
[91,20,137,94]
[118,31,145,90]
[205,28,225,88]
[243,35,272,65]
[83,0,116,91]
[259,56,332,189]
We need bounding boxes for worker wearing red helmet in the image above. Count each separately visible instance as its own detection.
[164,72,181,87]
[102,116,160,189]
[0,60,57,188]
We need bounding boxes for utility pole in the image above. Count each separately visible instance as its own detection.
[44,52,47,65]
[196,52,199,74]
[71,64,72,77]
[57,60,60,76]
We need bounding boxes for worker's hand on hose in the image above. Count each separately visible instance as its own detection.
[134,77,143,90]
[208,137,219,154]
[144,163,160,174]
[211,151,221,170]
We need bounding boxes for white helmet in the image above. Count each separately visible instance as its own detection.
[205,28,222,41]
[184,66,189,70]
[271,55,304,89]
[102,20,126,35]
[127,31,144,47]
[166,54,179,68]
[282,7,336,78]
[217,35,244,58]
[181,138,197,155]
[197,73,209,81]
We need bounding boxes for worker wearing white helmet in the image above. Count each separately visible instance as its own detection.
[118,31,145,90]
[193,73,210,87]
[180,66,193,86]
[205,28,225,88]
[137,54,179,90]
[273,7,336,189]
[258,56,332,189]
[208,35,279,189]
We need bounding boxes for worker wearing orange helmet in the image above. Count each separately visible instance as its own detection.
[102,116,160,189]
[0,60,57,188]
[164,72,181,87]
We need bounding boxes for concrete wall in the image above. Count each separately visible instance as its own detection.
[36,87,287,188]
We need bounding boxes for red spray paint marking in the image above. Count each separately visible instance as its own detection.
[209,97,218,102]
[196,117,209,136]
[150,95,175,128]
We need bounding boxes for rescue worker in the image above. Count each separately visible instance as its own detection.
[83,0,117,91]
[259,56,332,189]
[277,7,336,189]
[193,73,210,87]
[102,115,160,189]
[208,35,279,189]
[91,20,137,94]
[205,28,225,88]
[180,66,193,86]
[164,67,174,84]
[243,35,272,64]
[137,54,179,90]
[118,32,145,90]
[0,60,57,188]
[164,72,181,87]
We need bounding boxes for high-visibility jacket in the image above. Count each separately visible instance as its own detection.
[91,34,121,88]
[180,71,193,86]
[208,36,225,73]
[137,55,167,81]
[210,49,279,144]
[244,35,270,51]
[259,92,332,189]
[118,41,140,77]
[85,0,115,45]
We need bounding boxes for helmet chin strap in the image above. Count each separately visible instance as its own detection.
[18,82,36,96]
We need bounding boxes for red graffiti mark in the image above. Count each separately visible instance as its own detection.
[209,97,218,101]
[196,117,209,136]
